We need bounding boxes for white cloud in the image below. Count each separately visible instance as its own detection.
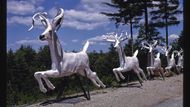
[65,9,107,22]
[71,39,79,43]
[48,7,58,18]
[60,40,67,46]
[63,20,108,30]
[7,16,44,28]
[7,0,44,15]
[7,0,45,27]
[169,34,179,40]
[8,38,67,51]
[80,0,114,12]
[15,39,47,45]
[47,0,113,30]
[8,16,32,26]
[48,7,109,30]
[99,42,107,45]
[177,13,183,21]
[7,0,114,30]
[8,1,35,15]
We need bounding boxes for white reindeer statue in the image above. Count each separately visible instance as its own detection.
[28,8,106,93]
[103,32,147,85]
[147,52,165,80]
[176,48,183,73]
[141,40,158,67]
[161,46,179,75]
[141,41,165,80]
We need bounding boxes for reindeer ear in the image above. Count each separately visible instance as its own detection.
[39,15,47,28]
[52,8,64,32]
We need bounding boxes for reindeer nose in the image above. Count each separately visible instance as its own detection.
[39,35,45,40]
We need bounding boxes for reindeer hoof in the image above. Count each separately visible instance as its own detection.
[102,84,106,88]
[40,87,47,93]
[97,84,101,88]
[121,76,125,80]
[116,79,121,82]
[49,85,55,90]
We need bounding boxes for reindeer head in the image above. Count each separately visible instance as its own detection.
[28,8,64,41]
[178,48,183,56]
[141,40,158,53]
[103,32,128,48]
[161,46,172,56]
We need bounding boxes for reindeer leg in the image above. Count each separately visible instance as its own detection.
[85,68,106,88]
[150,67,155,80]
[113,68,121,82]
[138,67,147,81]
[165,66,173,76]
[175,65,180,74]
[95,76,106,88]
[118,71,125,80]
[146,67,151,80]
[134,69,143,86]
[34,71,47,93]
[158,67,165,80]
[41,70,57,90]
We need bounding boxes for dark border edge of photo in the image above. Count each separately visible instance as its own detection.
[0,0,7,107]
[0,0,188,107]
[184,0,190,107]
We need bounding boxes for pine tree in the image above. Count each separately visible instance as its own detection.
[150,0,182,48]
[36,45,51,70]
[137,23,165,43]
[101,0,144,55]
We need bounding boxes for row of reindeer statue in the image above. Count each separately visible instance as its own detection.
[28,8,183,97]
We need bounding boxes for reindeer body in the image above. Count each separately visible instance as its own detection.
[122,56,139,71]
[165,52,177,73]
[29,8,105,93]
[104,32,147,84]
[47,51,89,78]
[162,46,179,74]
[146,53,165,80]
[141,41,164,80]
[176,49,183,73]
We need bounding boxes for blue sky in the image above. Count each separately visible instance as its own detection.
[7,0,183,52]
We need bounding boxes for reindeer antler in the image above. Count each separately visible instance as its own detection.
[28,12,49,31]
[52,8,64,31]
[179,48,183,54]
[172,50,179,57]
[152,40,158,47]
[141,41,150,50]
[119,31,128,42]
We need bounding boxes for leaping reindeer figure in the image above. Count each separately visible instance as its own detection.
[147,53,165,80]
[161,46,179,75]
[28,8,105,93]
[176,48,183,73]
[141,40,158,67]
[141,41,165,80]
[103,32,147,85]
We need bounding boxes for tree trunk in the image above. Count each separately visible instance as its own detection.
[144,0,149,39]
[165,0,169,49]
[130,16,133,55]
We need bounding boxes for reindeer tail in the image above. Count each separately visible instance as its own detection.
[82,40,89,52]
[133,50,138,57]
